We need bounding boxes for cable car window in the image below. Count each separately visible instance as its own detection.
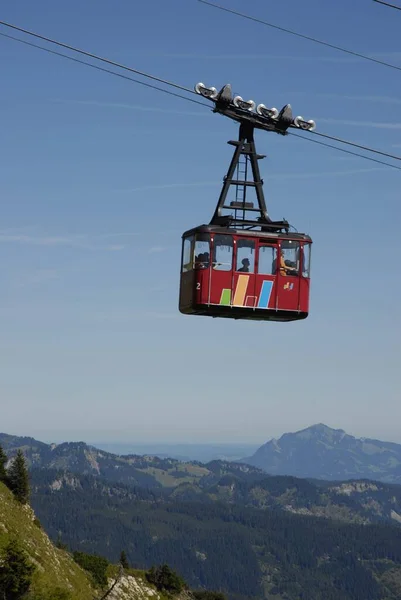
[194,234,210,269]
[258,245,277,275]
[213,234,233,271]
[280,240,300,276]
[236,238,255,273]
[182,236,194,272]
[302,243,311,278]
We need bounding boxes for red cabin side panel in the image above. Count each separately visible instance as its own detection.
[299,276,310,314]
[276,274,301,312]
[194,266,210,306]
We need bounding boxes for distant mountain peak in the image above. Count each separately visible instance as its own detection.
[309,423,336,431]
[241,424,401,483]
[295,423,346,434]
[290,423,348,439]
[278,423,348,445]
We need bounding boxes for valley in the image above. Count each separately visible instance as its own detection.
[3,427,401,599]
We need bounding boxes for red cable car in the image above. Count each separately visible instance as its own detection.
[179,83,315,323]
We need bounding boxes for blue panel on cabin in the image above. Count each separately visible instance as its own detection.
[258,280,273,309]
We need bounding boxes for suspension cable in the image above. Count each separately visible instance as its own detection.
[373,0,401,10]
[1,25,400,171]
[1,18,401,161]
[197,0,401,72]
[290,131,401,170]
[0,18,198,96]
[0,32,209,109]
[311,131,401,162]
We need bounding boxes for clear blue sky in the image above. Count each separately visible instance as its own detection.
[1,0,400,446]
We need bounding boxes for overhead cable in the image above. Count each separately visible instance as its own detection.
[0,32,209,109]
[290,132,401,171]
[373,0,401,9]
[0,18,198,96]
[1,27,400,171]
[312,131,401,162]
[197,0,401,73]
[1,18,400,162]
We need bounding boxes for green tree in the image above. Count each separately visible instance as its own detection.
[146,564,186,594]
[119,550,129,570]
[72,551,109,587]
[8,450,30,504]
[0,444,8,485]
[0,538,35,599]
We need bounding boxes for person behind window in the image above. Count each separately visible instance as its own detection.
[238,258,250,272]
[194,252,204,268]
[195,252,210,269]
[280,250,297,276]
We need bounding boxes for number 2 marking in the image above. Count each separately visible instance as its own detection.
[196,283,200,290]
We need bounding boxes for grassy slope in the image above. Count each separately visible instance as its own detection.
[0,482,190,600]
[142,464,210,487]
[0,482,95,599]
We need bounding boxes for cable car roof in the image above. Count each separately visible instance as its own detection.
[182,224,312,243]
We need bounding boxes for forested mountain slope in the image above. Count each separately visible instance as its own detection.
[5,430,401,529]
[30,469,401,600]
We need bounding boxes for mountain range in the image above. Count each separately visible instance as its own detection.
[4,423,401,485]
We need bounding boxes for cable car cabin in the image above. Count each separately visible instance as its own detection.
[179,225,311,322]
[178,81,317,323]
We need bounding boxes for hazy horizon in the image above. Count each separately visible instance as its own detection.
[4,421,401,466]
[5,421,401,448]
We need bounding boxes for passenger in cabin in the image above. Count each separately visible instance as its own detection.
[195,252,210,269]
[238,258,250,272]
[279,250,298,276]
[194,253,204,268]
[272,251,297,276]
